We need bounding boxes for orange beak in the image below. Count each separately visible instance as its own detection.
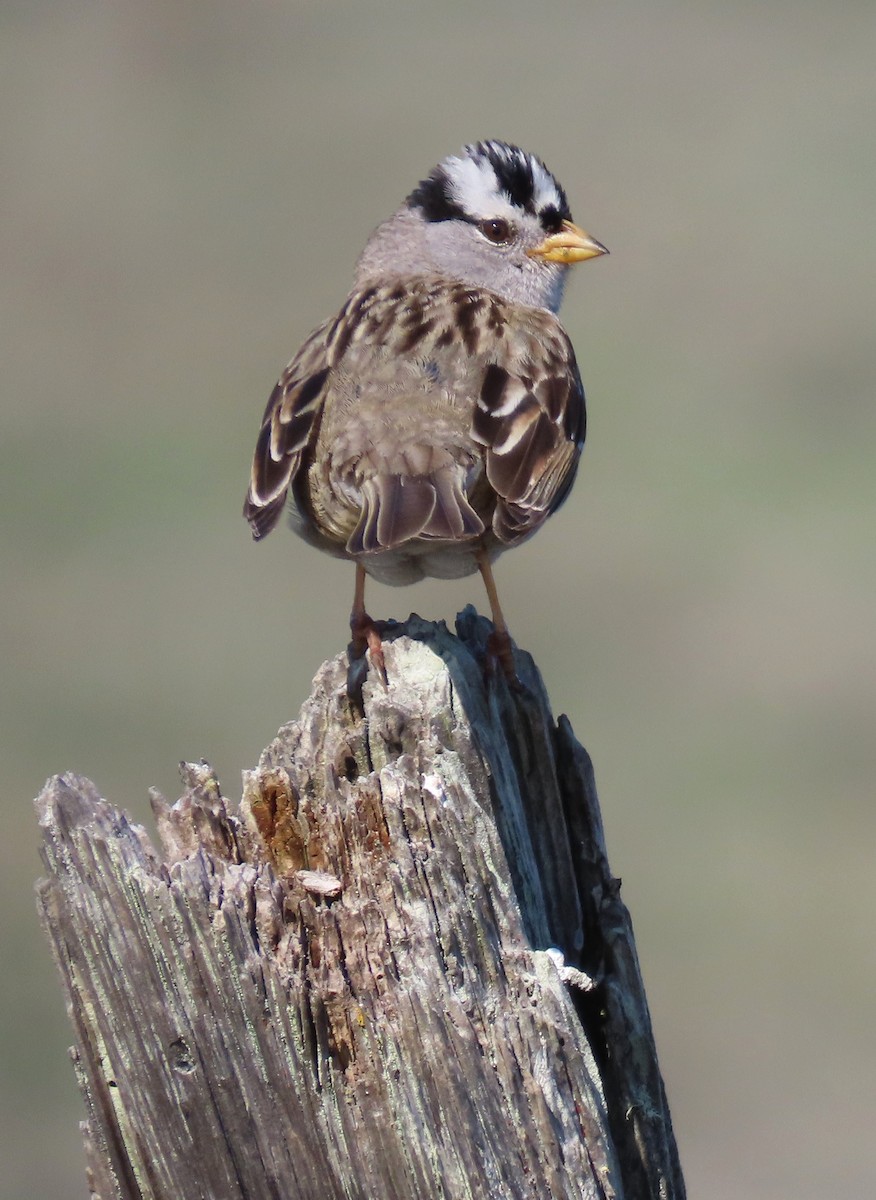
[526,220,608,264]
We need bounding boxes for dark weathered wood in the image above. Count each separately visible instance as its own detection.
[36,609,685,1200]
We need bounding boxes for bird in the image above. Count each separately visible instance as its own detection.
[243,139,607,685]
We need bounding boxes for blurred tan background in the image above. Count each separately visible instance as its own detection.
[2,2,874,1197]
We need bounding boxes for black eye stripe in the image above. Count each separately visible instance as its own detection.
[538,205,566,234]
[407,167,470,223]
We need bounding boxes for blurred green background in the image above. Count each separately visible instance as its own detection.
[3,2,874,1197]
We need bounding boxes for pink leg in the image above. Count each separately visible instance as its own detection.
[349,563,387,684]
[476,547,517,683]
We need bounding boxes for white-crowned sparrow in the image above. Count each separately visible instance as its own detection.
[244,140,607,679]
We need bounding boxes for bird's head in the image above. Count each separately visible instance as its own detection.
[355,140,607,312]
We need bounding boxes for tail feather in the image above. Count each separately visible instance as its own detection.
[427,468,484,540]
[376,476,437,548]
[347,467,484,556]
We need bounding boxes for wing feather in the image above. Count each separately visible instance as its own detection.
[243,324,332,540]
[244,279,585,554]
[472,320,585,545]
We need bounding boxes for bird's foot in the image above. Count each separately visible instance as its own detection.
[485,628,523,691]
[347,612,389,706]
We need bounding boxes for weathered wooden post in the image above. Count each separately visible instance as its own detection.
[36,611,685,1200]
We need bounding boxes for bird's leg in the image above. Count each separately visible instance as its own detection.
[348,562,387,686]
[476,547,518,684]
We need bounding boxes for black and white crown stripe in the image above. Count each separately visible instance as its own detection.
[408,140,572,233]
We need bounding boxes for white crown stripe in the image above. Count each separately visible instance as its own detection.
[441,144,564,220]
[443,157,517,222]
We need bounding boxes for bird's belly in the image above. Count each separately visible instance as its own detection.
[359,539,487,586]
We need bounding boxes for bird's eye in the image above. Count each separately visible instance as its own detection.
[479,218,513,245]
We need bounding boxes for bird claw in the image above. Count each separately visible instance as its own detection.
[364,625,388,685]
[485,629,523,691]
[347,613,389,707]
